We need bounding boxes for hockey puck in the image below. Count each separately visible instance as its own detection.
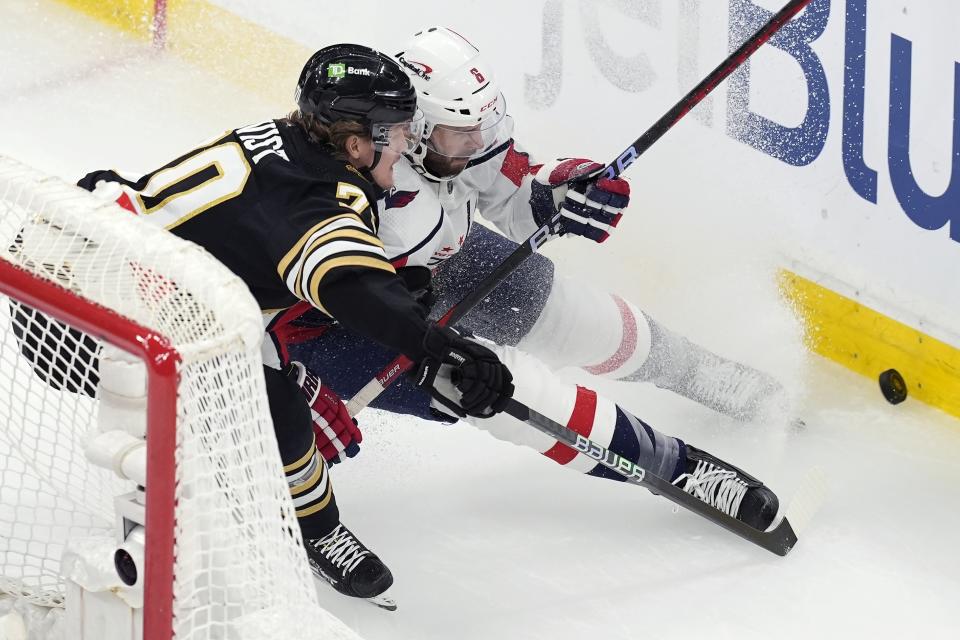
[878,369,908,405]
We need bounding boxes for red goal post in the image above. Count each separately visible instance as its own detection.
[0,156,359,640]
[0,256,180,640]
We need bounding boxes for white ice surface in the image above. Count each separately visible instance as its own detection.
[1,3,958,639]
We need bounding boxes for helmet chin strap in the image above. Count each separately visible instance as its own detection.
[359,147,389,198]
[356,146,382,184]
[369,148,383,171]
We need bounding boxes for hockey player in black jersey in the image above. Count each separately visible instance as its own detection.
[77,40,779,601]
[271,37,783,541]
[77,44,517,609]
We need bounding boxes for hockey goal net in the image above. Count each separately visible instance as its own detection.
[0,156,359,640]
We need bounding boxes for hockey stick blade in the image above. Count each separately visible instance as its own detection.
[505,398,819,556]
[780,466,828,539]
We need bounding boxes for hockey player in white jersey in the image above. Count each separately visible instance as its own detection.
[277,29,785,535]
[383,26,785,421]
[283,27,785,438]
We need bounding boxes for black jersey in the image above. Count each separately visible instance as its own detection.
[79,119,431,360]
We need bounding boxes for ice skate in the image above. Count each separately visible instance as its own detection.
[681,349,786,421]
[672,445,779,531]
[627,318,786,422]
[305,523,396,611]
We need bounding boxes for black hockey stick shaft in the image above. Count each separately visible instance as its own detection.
[431,0,815,326]
[601,0,813,180]
[502,398,799,556]
[345,219,555,414]
[346,0,811,415]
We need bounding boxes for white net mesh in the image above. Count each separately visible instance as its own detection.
[0,156,360,639]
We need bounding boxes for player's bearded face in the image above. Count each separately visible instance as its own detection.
[423,124,486,177]
[420,97,511,178]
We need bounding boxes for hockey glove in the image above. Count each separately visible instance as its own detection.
[412,325,514,419]
[286,361,361,465]
[529,158,630,243]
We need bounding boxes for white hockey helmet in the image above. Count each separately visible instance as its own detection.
[394,27,513,178]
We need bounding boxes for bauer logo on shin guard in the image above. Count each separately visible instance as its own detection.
[616,457,645,481]
[574,434,645,481]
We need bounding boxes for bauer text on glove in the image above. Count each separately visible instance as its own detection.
[412,325,514,419]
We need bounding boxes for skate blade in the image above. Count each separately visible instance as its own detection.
[366,593,397,611]
[777,466,828,538]
[310,566,398,611]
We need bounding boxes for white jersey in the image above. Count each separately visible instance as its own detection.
[377,127,656,385]
[378,133,542,268]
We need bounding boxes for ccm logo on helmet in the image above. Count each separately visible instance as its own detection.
[397,55,432,81]
[479,96,498,113]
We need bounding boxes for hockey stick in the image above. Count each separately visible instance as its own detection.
[602,0,814,180]
[504,398,825,556]
[345,0,813,415]
[344,233,553,414]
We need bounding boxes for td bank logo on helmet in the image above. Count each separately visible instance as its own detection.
[327,63,374,78]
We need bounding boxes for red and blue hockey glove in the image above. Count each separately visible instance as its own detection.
[286,361,361,465]
[529,158,630,243]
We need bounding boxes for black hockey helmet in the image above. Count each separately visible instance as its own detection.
[296,44,421,149]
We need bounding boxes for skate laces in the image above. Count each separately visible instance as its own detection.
[672,460,748,518]
[312,525,369,574]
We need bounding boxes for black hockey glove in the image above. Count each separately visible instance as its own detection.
[396,266,437,316]
[412,325,514,419]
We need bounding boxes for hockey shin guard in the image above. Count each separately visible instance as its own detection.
[265,365,339,538]
[462,344,684,482]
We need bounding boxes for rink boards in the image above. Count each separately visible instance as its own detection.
[52,0,960,421]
